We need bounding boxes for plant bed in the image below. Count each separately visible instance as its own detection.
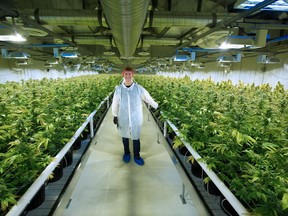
[0,75,121,213]
[137,75,288,216]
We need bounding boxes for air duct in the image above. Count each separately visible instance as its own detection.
[73,36,112,46]
[143,37,180,46]
[100,0,150,58]
[146,11,236,28]
[21,9,107,27]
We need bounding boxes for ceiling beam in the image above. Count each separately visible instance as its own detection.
[177,0,278,49]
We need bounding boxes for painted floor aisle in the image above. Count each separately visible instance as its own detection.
[53,105,201,216]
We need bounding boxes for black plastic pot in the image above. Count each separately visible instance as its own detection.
[48,161,63,183]
[81,129,90,140]
[190,160,203,178]
[62,147,73,167]
[203,172,221,196]
[73,137,82,150]
[26,184,45,211]
[167,130,176,141]
[178,146,192,156]
[220,195,239,216]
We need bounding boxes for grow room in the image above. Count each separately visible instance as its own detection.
[0,0,288,216]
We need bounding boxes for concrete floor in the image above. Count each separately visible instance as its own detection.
[53,105,201,216]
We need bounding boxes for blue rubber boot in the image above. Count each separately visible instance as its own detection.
[123,154,131,163]
[134,157,144,166]
[122,137,130,163]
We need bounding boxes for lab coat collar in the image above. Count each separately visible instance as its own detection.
[122,82,135,89]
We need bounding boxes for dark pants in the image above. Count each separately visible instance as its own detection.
[122,137,140,159]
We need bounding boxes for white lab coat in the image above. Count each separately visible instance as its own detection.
[112,82,158,139]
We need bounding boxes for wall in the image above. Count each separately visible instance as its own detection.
[0,58,98,84]
[157,53,288,89]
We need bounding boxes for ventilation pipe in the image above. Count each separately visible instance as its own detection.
[100,0,150,58]
[25,9,107,27]
[146,11,237,28]
[143,37,180,46]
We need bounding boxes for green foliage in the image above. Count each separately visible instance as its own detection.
[0,74,121,212]
[137,75,288,216]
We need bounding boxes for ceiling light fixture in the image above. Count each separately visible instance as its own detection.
[257,55,281,64]
[0,32,26,42]
[60,51,80,58]
[173,55,190,61]
[218,42,246,49]
[15,60,28,66]
[44,63,53,68]
[138,51,150,56]
[46,59,59,64]
[0,17,26,42]
[103,51,116,56]
[1,49,30,59]
[235,0,288,12]
[217,54,242,62]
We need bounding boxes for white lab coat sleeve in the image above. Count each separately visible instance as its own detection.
[111,87,120,117]
[139,85,158,109]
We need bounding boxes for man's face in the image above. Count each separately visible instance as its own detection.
[123,71,133,81]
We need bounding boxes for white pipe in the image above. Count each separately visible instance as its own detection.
[6,94,112,216]
[166,119,249,216]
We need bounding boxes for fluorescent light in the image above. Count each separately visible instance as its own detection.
[219,42,246,49]
[257,55,281,64]
[103,51,116,56]
[217,56,236,62]
[60,51,79,58]
[173,55,190,61]
[138,51,150,56]
[44,63,52,67]
[0,33,26,42]
[7,52,30,59]
[15,60,28,66]
[235,0,288,11]
[46,59,59,64]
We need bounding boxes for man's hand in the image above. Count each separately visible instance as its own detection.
[113,116,118,125]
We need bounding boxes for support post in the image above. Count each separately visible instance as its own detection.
[106,96,109,109]
[90,117,94,138]
[164,121,167,138]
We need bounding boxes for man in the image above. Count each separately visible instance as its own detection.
[111,67,158,166]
